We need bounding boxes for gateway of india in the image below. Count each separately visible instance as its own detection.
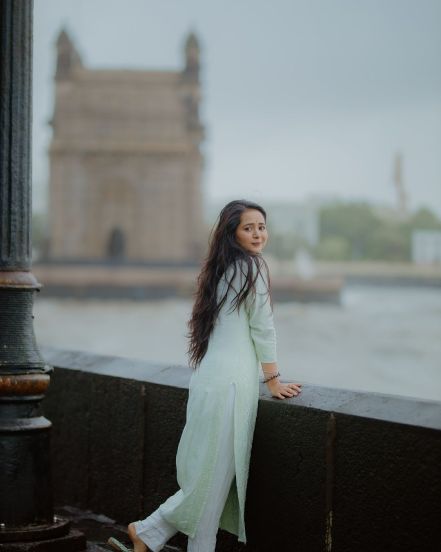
[48,29,205,265]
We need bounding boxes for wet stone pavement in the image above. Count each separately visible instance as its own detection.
[56,506,182,552]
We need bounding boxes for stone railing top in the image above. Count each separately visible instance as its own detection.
[42,346,441,431]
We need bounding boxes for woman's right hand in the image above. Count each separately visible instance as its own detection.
[266,378,302,400]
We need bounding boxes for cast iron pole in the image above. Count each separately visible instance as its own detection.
[0,2,84,548]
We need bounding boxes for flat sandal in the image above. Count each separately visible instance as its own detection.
[107,536,133,552]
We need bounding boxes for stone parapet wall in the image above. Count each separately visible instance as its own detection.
[41,348,441,552]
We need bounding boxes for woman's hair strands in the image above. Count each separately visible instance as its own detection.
[187,199,271,368]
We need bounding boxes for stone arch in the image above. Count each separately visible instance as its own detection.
[107,227,126,259]
[98,178,136,260]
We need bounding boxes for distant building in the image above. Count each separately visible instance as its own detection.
[412,230,441,264]
[48,30,205,264]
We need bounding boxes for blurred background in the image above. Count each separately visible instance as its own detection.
[31,0,441,401]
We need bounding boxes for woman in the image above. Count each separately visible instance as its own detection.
[109,200,302,552]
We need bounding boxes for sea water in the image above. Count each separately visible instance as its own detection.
[33,284,441,402]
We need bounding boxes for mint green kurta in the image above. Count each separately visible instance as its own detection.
[158,259,277,543]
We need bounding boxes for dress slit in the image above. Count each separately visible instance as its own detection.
[187,382,237,551]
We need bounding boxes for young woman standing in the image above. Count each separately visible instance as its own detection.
[109,200,302,552]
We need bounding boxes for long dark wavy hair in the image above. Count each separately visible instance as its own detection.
[187,199,271,368]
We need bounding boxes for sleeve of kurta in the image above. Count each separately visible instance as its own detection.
[245,264,277,363]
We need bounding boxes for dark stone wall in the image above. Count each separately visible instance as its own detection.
[41,347,441,552]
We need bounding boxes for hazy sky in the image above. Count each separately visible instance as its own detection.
[33,0,441,215]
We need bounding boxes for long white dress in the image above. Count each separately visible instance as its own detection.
[158,258,277,544]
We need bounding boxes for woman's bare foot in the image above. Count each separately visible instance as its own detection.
[128,522,149,552]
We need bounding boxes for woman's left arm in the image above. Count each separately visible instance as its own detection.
[246,264,302,400]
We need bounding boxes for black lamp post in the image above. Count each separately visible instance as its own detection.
[0,2,84,549]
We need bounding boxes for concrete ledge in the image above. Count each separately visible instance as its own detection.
[41,347,441,552]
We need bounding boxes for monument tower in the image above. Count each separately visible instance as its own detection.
[48,30,205,263]
[393,152,408,217]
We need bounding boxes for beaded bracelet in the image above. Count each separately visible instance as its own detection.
[262,371,280,383]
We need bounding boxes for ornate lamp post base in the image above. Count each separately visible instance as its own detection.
[0,523,86,552]
[0,517,70,543]
[0,274,86,551]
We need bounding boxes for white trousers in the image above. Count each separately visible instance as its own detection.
[134,383,236,552]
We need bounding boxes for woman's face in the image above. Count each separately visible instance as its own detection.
[235,209,268,254]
